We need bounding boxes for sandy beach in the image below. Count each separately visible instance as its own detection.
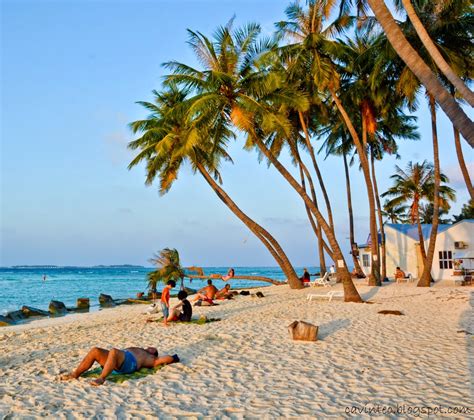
[0,282,472,418]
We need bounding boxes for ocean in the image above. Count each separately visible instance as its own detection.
[0,266,319,315]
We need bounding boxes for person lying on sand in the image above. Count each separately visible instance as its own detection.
[215,284,233,300]
[167,290,192,322]
[192,279,218,303]
[60,346,179,386]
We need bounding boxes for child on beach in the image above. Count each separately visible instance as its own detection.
[167,290,192,322]
[161,280,176,326]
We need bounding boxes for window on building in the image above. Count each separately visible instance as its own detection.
[362,254,370,268]
[438,250,453,269]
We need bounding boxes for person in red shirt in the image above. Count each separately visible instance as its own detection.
[161,280,176,326]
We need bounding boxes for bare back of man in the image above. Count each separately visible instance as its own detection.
[60,346,178,386]
[192,284,218,302]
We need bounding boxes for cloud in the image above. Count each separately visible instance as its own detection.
[442,161,474,189]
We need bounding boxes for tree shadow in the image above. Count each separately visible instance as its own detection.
[318,318,351,340]
[458,290,474,400]
[361,287,381,301]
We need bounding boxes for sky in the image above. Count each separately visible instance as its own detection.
[1,0,473,267]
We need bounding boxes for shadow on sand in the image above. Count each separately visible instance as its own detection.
[459,290,474,401]
[318,318,351,340]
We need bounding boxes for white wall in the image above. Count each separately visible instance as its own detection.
[431,220,474,281]
[384,226,420,278]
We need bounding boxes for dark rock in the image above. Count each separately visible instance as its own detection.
[76,298,90,309]
[240,291,250,296]
[21,306,49,317]
[256,292,265,298]
[99,294,115,307]
[49,300,67,315]
[378,310,404,316]
[6,310,26,322]
[0,315,15,327]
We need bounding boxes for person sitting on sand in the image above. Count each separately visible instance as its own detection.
[60,346,179,386]
[395,267,406,282]
[222,268,235,282]
[300,268,311,284]
[192,279,218,303]
[215,284,232,300]
[167,290,192,322]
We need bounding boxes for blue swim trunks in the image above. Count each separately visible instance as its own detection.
[114,350,138,374]
[161,302,169,320]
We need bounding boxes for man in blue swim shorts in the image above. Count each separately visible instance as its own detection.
[60,346,179,386]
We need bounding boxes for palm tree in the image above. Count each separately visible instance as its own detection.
[128,85,304,289]
[395,0,474,106]
[148,248,185,293]
[382,161,455,272]
[418,203,450,224]
[355,0,474,146]
[382,200,408,224]
[276,0,382,286]
[162,20,362,300]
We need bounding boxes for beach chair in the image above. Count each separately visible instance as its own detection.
[307,290,344,302]
[311,272,336,287]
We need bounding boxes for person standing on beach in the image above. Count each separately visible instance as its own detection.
[161,280,176,327]
[300,268,310,284]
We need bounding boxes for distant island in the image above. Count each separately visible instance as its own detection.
[6,265,146,269]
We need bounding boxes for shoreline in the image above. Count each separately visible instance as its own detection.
[1,282,472,417]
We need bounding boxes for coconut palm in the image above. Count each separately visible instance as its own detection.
[418,203,450,224]
[342,0,474,146]
[148,248,185,292]
[382,200,408,224]
[276,0,383,286]
[128,85,303,289]
[162,20,362,300]
[382,161,456,269]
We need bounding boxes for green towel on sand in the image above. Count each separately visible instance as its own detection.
[150,317,221,325]
[82,365,164,383]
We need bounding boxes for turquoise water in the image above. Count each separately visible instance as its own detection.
[0,266,319,314]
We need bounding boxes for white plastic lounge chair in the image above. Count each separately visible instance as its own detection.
[311,272,336,287]
[311,272,328,287]
[307,290,344,302]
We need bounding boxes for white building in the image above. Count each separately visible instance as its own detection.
[358,219,474,281]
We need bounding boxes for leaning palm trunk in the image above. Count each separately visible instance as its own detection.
[400,0,474,106]
[196,163,303,289]
[453,125,474,200]
[371,153,387,280]
[343,154,365,277]
[415,205,427,263]
[418,95,440,286]
[298,163,328,275]
[366,0,474,147]
[294,144,333,263]
[185,274,285,285]
[298,111,335,232]
[251,135,363,302]
[329,88,381,286]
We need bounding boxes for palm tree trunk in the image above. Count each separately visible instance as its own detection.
[370,152,387,280]
[418,95,440,286]
[343,154,365,277]
[298,163,328,275]
[366,0,474,147]
[293,142,333,263]
[329,87,381,286]
[186,274,285,285]
[415,205,427,263]
[298,111,335,232]
[453,125,474,200]
[400,0,474,107]
[196,163,304,289]
[251,135,363,302]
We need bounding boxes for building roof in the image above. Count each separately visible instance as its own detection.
[358,219,473,248]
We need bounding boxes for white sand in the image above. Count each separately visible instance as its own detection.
[0,282,473,418]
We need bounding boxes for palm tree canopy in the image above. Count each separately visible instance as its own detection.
[381,160,456,223]
[147,248,185,292]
